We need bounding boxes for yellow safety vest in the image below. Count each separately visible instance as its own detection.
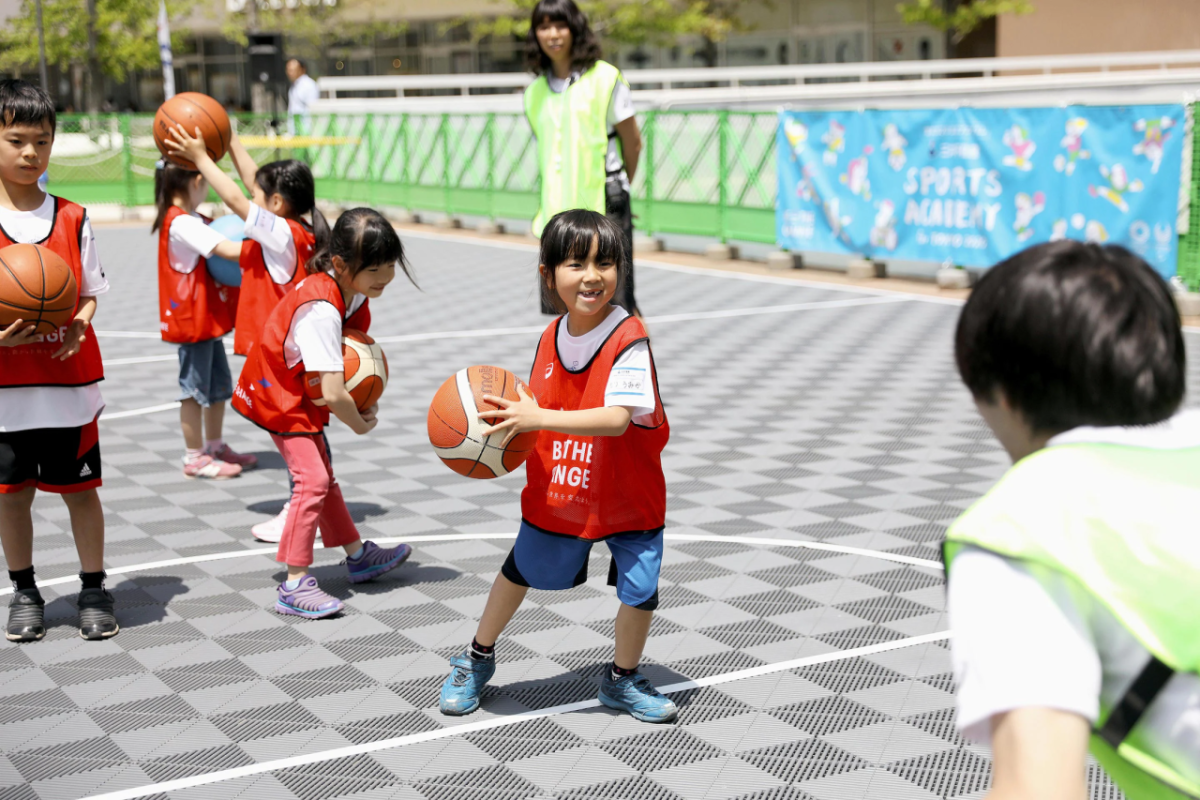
[946,441,1200,799]
[524,60,624,237]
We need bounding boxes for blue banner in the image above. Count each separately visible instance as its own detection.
[776,105,1185,276]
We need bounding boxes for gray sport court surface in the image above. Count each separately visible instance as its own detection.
[3,226,1196,800]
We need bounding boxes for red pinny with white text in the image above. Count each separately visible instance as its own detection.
[233,272,371,435]
[521,315,668,540]
[157,206,235,344]
[233,217,315,355]
[0,197,104,388]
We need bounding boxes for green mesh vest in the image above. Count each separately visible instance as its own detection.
[524,60,624,237]
[945,435,1200,799]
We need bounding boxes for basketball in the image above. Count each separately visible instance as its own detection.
[427,365,540,479]
[153,92,231,169]
[304,329,388,412]
[0,243,79,336]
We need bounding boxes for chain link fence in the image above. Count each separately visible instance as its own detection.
[50,109,1200,278]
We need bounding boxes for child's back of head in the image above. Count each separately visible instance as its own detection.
[955,240,1184,434]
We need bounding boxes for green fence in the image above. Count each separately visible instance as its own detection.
[47,109,1200,282]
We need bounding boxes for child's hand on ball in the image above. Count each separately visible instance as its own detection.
[0,319,38,348]
[165,125,210,164]
[53,319,88,360]
[360,405,378,424]
[479,384,542,447]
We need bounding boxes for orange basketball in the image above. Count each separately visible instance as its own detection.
[427,365,539,479]
[0,243,78,336]
[153,92,231,169]
[304,330,388,412]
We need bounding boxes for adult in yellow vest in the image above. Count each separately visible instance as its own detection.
[947,240,1198,799]
[524,0,643,316]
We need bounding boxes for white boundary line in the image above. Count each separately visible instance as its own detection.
[102,355,179,366]
[100,402,181,420]
[80,629,951,800]
[94,331,163,339]
[1,531,941,597]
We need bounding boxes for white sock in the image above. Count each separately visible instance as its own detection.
[185,448,205,464]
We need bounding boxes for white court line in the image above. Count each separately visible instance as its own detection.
[81,629,952,800]
[94,331,163,339]
[102,354,178,366]
[0,531,941,595]
[395,227,964,305]
[100,402,181,420]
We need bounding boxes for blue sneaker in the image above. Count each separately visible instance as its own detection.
[598,671,678,723]
[439,652,496,716]
[346,541,411,584]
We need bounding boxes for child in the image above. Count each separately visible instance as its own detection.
[439,209,675,723]
[167,123,327,537]
[0,79,117,641]
[946,240,1199,799]
[231,208,415,618]
[152,162,258,479]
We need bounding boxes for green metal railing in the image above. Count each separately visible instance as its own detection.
[46,108,1200,280]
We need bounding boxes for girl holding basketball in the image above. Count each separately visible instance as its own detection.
[231,208,417,619]
[152,162,258,479]
[167,122,330,538]
[439,209,676,724]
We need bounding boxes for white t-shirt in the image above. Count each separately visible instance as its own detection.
[949,411,1200,787]
[287,73,320,117]
[555,307,656,424]
[167,212,227,274]
[546,71,636,192]
[0,195,108,432]
[243,203,298,286]
[284,287,366,373]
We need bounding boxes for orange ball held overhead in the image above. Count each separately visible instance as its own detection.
[153,92,231,169]
[0,243,79,336]
[427,365,540,479]
[304,330,389,412]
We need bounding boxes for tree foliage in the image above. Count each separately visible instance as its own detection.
[897,0,1034,43]
[0,0,196,81]
[219,0,407,53]
[460,0,749,48]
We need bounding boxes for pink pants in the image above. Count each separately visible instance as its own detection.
[271,433,360,567]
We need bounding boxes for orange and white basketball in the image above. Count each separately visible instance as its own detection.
[427,365,539,479]
[304,329,388,412]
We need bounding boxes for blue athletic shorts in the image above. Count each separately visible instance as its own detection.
[502,521,663,609]
[177,338,233,407]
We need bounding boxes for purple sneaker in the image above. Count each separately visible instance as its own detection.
[346,541,412,584]
[276,575,344,619]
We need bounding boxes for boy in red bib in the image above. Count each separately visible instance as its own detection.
[232,209,413,618]
[0,80,117,642]
[439,210,676,723]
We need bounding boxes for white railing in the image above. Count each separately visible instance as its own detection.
[318,49,1200,99]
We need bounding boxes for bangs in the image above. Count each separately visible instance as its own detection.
[532,0,576,26]
[542,209,625,269]
[0,80,56,134]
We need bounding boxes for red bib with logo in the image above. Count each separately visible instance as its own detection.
[157,207,236,344]
[0,197,104,389]
[521,315,669,540]
[233,217,314,355]
[233,272,371,435]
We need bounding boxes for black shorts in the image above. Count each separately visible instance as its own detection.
[0,420,102,494]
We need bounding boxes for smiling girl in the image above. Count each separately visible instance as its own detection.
[439,209,675,723]
[231,209,417,618]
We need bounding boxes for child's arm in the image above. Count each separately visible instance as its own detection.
[211,239,242,261]
[319,371,377,435]
[52,295,97,360]
[482,384,631,446]
[0,319,39,348]
[226,130,260,198]
[985,707,1089,800]
[164,126,251,220]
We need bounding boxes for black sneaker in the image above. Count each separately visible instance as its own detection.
[7,587,46,642]
[77,587,119,640]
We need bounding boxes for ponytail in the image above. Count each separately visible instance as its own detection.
[310,207,417,288]
[308,205,331,272]
[151,161,200,234]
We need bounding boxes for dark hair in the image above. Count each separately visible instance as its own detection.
[524,0,602,76]
[151,162,201,233]
[538,209,626,314]
[254,159,330,256]
[0,79,56,134]
[309,207,416,287]
[955,240,1185,433]
[287,57,306,72]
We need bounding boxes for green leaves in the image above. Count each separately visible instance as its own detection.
[896,0,1034,43]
